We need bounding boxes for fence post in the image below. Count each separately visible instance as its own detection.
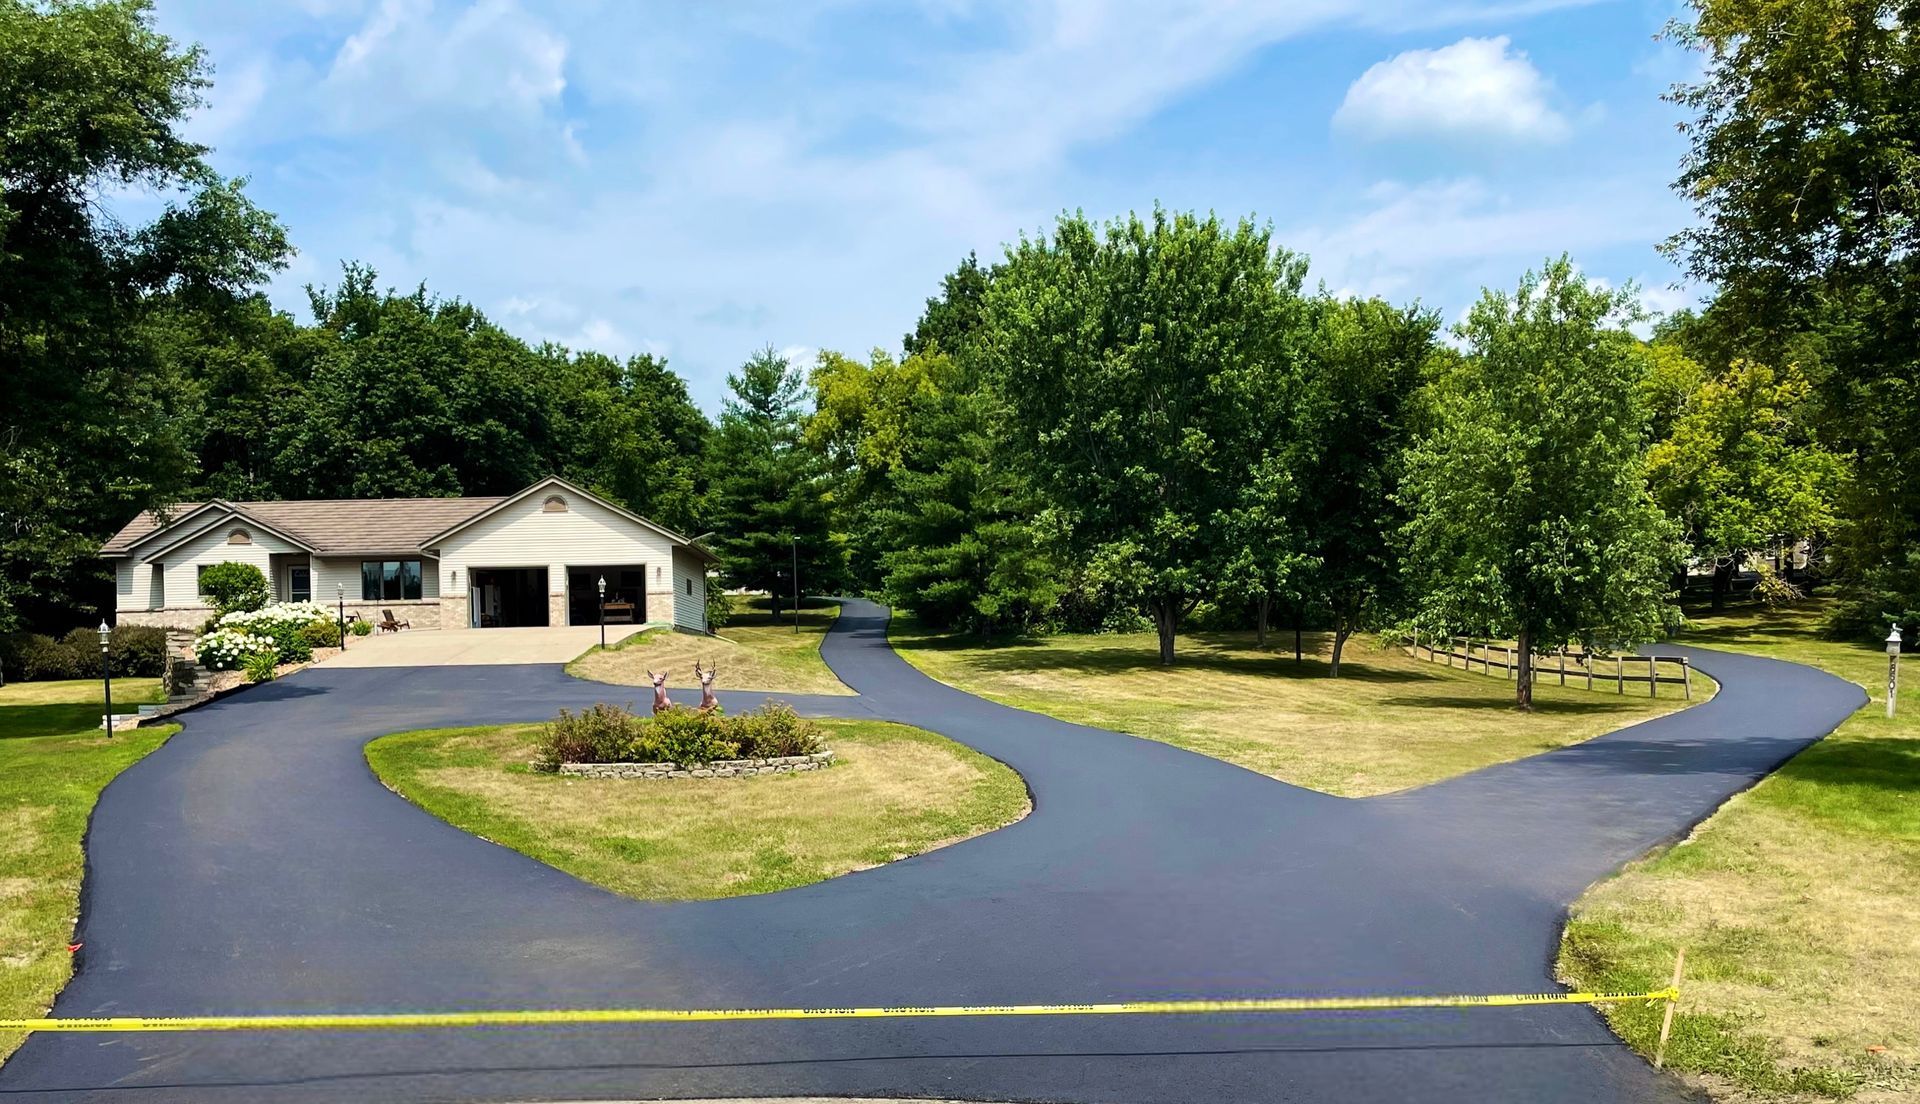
[1617,655,1624,693]
[1507,646,1514,679]
[1649,657,1658,697]
[1681,657,1691,700]
[1586,653,1593,691]
[1559,649,1567,686]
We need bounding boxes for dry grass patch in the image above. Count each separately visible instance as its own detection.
[366,716,1028,900]
[889,622,1705,796]
[1560,601,1918,1101]
[0,678,171,1065]
[569,598,851,696]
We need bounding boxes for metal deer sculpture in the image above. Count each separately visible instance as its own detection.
[694,661,719,712]
[646,669,672,715]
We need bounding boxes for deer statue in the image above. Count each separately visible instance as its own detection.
[646,669,672,715]
[694,661,719,712]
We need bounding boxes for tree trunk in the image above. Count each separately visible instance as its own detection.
[1256,594,1270,649]
[1149,598,1177,666]
[1515,626,1534,710]
[1329,626,1352,678]
[1710,559,1734,612]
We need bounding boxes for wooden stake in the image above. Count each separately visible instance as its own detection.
[1654,946,1686,1069]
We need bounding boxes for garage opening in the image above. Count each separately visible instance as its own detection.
[468,567,549,627]
[567,565,646,626]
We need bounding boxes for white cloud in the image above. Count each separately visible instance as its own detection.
[1333,35,1568,143]
[1283,177,1682,304]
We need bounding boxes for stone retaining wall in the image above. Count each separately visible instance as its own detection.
[555,750,834,780]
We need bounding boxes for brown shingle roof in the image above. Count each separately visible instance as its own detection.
[101,497,507,557]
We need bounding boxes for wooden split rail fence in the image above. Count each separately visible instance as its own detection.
[1407,631,1692,699]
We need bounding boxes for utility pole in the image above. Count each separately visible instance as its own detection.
[792,535,800,634]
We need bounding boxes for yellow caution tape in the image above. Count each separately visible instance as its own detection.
[0,989,1678,1033]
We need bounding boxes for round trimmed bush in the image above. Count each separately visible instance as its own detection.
[197,562,270,615]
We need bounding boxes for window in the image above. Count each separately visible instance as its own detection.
[685,577,692,595]
[289,565,311,603]
[227,529,252,545]
[542,495,568,513]
[361,560,422,601]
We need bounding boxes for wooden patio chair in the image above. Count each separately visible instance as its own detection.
[379,609,410,632]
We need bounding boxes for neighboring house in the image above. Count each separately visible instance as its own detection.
[100,476,716,633]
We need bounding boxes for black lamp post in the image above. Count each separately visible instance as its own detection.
[791,535,800,634]
[97,620,113,737]
[337,582,347,652]
[597,575,607,649]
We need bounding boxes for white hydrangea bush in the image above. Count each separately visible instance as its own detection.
[196,629,277,670]
[217,602,333,636]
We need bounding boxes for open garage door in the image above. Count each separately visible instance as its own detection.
[468,567,549,627]
[567,565,647,626]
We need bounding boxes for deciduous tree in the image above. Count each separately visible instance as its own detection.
[985,209,1308,664]
[1401,259,1682,708]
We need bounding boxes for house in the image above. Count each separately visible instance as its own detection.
[100,476,716,633]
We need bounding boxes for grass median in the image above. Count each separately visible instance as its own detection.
[366,716,1028,899]
[1559,601,1916,1101]
[889,621,1706,796]
[1,678,172,1064]
[568,597,851,695]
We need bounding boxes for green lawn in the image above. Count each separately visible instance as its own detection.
[366,715,1027,900]
[1,678,173,1063]
[1559,601,1915,1100]
[888,620,1706,796]
[568,597,851,695]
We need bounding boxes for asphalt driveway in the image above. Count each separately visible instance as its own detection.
[0,599,1866,1103]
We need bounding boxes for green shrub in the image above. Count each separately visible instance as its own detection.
[535,703,642,770]
[297,619,341,651]
[349,618,374,637]
[533,701,827,769]
[644,705,739,766]
[730,702,824,758]
[16,634,84,680]
[106,625,168,677]
[704,584,732,630]
[242,651,277,683]
[198,562,270,615]
[0,626,175,681]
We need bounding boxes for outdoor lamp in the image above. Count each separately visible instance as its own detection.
[597,575,607,650]
[97,619,114,737]
[337,582,347,652]
[1887,623,1902,718]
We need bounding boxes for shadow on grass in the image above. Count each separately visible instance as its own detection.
[1376,692,1667,716]
[890,628,1432,684]
[0,701,113,741]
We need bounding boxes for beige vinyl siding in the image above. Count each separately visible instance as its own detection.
[151,521,305,608]
[435,492,676,619]
[670,547,708,632]
[114,560,141,611]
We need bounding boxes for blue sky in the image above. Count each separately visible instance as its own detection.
[146,0,1702,410]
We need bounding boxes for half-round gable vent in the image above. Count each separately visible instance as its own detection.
[226,529,252,545]
[542,495,569,513]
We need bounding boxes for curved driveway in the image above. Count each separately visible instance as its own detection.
[0,599,1865,1103]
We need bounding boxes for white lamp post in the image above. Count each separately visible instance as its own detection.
[1887,623,1902,719]
[597,575,607,650]
[97,620,114,736]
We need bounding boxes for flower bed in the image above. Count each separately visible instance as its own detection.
[195,602,341,670]
[533,701,827,773]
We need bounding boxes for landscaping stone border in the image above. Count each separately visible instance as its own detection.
[555,750,835,779]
